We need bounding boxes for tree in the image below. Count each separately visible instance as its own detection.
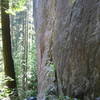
[54,0,100,99]
[33,0,57,99]
[21,10,28,97]
[34,0,100,100]
[1,0,18,98]
[10,0,37,99]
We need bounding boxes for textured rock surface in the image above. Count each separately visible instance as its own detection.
[33,0,100,100]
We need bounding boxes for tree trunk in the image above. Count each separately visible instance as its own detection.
[53,0,100,99]
[1,0,18,98]
[21,10,28,97]
[34,0,100,100]
[33,0,57,100]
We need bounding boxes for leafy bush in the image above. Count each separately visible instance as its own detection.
[0,74,14,99]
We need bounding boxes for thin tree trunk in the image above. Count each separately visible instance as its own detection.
[21,10,28,97]
[22,11,26,95]
[1,0,18,99]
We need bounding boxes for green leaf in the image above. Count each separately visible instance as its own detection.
[5,9,16,15]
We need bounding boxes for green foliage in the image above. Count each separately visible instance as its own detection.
[69,0,75,5]
[71,0,75,4]
[0,73,14,99]
[1,0,37,99]
[5,0,27,15]
[47,61,55,72]
[58,95,65,100]
[45,95,80,100]
[10,1,38,98]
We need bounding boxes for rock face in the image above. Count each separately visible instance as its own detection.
[33,0,100,100]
